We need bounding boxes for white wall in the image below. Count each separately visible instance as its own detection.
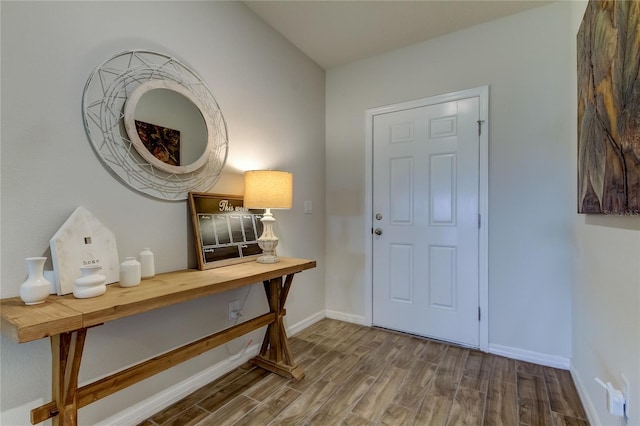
[572,216,640,425]
[0,1,325,424]
[569,4,640,426]
[326,2,640,425]
[326,1,574,361]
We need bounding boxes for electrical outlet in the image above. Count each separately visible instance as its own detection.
[228,300,240,321]
[621,373,630,418]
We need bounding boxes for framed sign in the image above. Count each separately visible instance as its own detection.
[188,192,265,270]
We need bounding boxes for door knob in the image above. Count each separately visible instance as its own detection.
[374,228,383,235]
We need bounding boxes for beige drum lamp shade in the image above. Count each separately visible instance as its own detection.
[243,170,293,263]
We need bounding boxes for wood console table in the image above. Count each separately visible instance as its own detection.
[1,257,316,425]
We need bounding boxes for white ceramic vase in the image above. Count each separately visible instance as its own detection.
[20,257,51,305]
[120,257,141,287]
[73,265,107,299]
[139,248,155,279]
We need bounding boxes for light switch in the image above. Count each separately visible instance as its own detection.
[304,200,313,214]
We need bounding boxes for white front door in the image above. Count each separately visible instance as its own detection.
[372,94,481,347]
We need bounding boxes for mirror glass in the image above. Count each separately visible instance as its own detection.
[123,80,214,174]
[132,88,207,167]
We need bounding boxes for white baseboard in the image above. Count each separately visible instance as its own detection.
[1,398,47,426]
[570,361,600,426]
[325,309,368,326]
[286,310,325,336]
[95,312,326,426]
[489,343,570,370]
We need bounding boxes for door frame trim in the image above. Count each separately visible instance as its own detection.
[364,86,489,352]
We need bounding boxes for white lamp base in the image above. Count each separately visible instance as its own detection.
[257,253,280,264]
[257,209,280,263]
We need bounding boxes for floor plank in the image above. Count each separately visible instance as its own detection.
[195,395,259,426]
[241,370,288,402]
[389,335,430,369]
[414,388,456,425]
[550,411,590,426]
[140,318,589,426]
[491,354,517,384]
[351,365,408,421]
[448,386,486,426]
[148,368,250,425]
[518,372,553,426]
[288,348,344,392]
[232,386,300,426]
[197,368,269,413]
[419,339,449,364]
[431,345,469,395]
[305,372,376,424]
[483,377,518,426]
[339,413,375,426]
[391,358,437,408]
[460,350,491,393]
[378,403,416,426]
[270,378,337,425]
[161,405,209,426]
[544,367,588,420]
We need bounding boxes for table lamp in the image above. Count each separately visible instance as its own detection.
[243,170,293,263]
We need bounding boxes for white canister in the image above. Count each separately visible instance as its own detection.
[139,248,155,279]
[119,257,141,287]
[74,265,107,299]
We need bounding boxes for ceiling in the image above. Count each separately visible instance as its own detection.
[244,0,553,69]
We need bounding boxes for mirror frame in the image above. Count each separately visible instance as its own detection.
[82,50,228,201]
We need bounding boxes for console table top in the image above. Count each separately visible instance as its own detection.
[1,257,316,343]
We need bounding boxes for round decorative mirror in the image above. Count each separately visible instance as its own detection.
[82,50,228,200]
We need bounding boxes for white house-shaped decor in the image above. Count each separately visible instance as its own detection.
[50,206,119,295]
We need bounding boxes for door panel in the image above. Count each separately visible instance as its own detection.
[390,157,413,224]
[429,245,456,309]
[389,243,413,302]
[372,97,480,347]
[430,153,456,224]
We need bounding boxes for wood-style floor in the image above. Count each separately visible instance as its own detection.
[139,318,588,426]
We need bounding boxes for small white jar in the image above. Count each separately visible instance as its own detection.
[119,257,141,287]
[139,248,155,279]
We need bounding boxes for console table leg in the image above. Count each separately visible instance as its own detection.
[252,274,304,381]
[51,330,86,426]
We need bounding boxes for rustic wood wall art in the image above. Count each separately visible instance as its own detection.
[577,0,640,215]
